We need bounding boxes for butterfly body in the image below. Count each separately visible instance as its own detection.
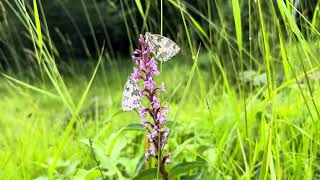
[145,32,180,61]
[122,77,141,111]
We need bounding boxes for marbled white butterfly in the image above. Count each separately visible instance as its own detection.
[145,32,180,61]
[122,77,141,111]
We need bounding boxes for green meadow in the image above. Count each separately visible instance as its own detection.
[0,0,320,179]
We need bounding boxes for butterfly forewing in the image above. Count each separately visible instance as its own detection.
[145,32,180,61]
[122,77,141,111]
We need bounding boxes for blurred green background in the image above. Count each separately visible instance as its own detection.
[0,0,320,179]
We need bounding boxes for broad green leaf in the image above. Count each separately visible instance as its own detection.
[34,176,48,180]
[64,161,80,176]
[180,173,205,180]
[110,135,127,159]
[103,110,123,123]
[134,155,147,175]
[74,168,101,180]
[132,168,158,180]
[123,123,145,131]
[79,138,124,178]
[100,156,124,178]
[169,161,207,179]
[165,120,175,129]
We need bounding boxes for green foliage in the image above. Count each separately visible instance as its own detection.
[132,168,158,180]
[169,161,208,179]
[1,0,320,179]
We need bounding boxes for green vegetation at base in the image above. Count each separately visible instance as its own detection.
[0,0,320,179]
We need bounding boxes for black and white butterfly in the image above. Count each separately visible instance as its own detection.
[145,32,180,61]
[122,77,141,111]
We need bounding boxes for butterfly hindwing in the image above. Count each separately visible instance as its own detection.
[122,77,141,111]
[145,32,180,61]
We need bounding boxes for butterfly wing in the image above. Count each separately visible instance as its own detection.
[145,32,180,61]
[122,77,141,111]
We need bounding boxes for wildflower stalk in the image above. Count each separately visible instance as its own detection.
[130,34,171,179]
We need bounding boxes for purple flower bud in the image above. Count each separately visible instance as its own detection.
[144,77,155,90]
[141,119,148,128]
[139,61,146,69]
[150,144,157,156]
[131,68,140,82]
[133,49,141,54]
[142,47,151,55]
[152,96,160,109]
[139,34,146,46]
[139,90,145,97]
[158,114,166,124]
[162,127,169,144]
[146,58,157,69]
[146,59,160,75]
[164,152,171,163]
[139,107,148,115]
[151,126,159,138]
[139,108,149,127]
[145,151,150,158]
[153,68,160,75]
[157,105,169,124]
[132,56,141,62]
[147,133,153,142]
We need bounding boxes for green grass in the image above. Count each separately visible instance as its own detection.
[1,0,320,179]
[1,53,320,179]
